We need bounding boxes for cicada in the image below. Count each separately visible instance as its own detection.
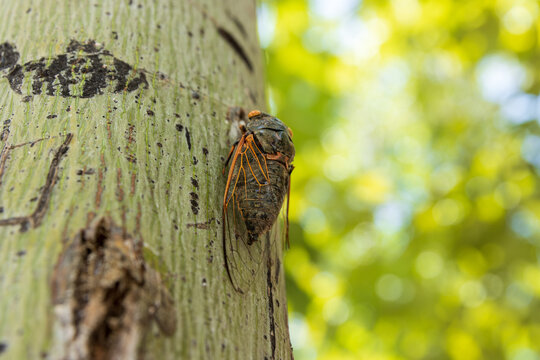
[223,110,295,293]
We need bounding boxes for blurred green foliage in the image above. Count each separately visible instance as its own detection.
[257,0,540,359]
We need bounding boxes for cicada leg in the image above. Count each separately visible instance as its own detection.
[285,164,294,248]
[222,142,237,175]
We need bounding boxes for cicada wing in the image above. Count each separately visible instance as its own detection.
[222,135,273,293]
[223,194,267,293]
[243,135,270,188]
[275,166,292,250]
[224,135,269,207]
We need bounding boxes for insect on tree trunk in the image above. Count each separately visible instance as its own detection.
[0,1,293,359]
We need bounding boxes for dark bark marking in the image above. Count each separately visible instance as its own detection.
[95,154,105,208]
[66,39,103,53]
[76,168,95,175]
[135,202,142,234]
[116,168,124,202]
[0,144,10,186]
[9,136,48,149]
[186,217,215,229]
[0,341,6,354]
[226,12,248,39]
[27,133,72,228]
[0,134,72,231]
[0,40,149,99]
[0,42,19,70]
[130,172,136,196]
[125,124,137,164]
[275,257,281,285]
[1,119,10,142]
[51,217,177,360]
[217,27,253,72]
[190,192,199,215]
[185,127,192,151]
[190,176,199,189]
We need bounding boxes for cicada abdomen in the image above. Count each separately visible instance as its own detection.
[223,110,295,293]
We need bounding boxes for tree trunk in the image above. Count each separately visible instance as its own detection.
[0,1,293,359]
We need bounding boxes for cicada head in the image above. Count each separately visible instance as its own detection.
[246,110,295,166]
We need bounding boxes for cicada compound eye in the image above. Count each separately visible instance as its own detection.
[287,127,293,138]
[248,110,261,119]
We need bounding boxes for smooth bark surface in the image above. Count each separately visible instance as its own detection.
[0,1,292,359]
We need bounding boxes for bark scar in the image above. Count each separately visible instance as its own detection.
[51,216,177,360]
[0,133,72,231]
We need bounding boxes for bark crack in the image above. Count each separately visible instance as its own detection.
[186,0,254,73]
[266,243,277,360]
[0,133,72,231]
[216,27,254,72]
[186,217,215,229]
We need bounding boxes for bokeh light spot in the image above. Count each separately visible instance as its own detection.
[309,0,359,21]
[446,328,482,360]
[505,282,533,309]
[353,171,392,204]
[311,272,340,299]
[483,273,504,299]
[501,93,538,124]
[511,348,540,360]
[374,201,411,235]
[376,274,404,302]
[323,297,350,325]
[521,135,540,170]
[502,5,534,35]
[415,251,443,279]
[391,0,421,25]
[459,281,486,307]
[476,54,525,103]
[257,3,277,48]
[495,181,522,209]
[300,207,327,235]
[432,198,463,226]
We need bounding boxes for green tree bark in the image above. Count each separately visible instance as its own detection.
[0,1,293,359]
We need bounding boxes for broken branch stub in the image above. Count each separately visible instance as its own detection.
[51,217,176,360]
